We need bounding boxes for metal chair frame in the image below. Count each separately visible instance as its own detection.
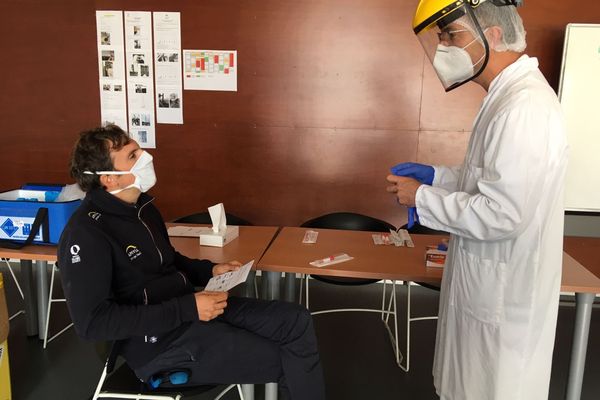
[2,258,25,321]
[93,346,245,400]
[300,274,402,367]
[43,263,74,348]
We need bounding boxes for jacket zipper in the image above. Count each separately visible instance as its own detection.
[143,288,149,343]
[138,198,163,265]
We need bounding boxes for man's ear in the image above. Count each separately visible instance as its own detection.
[485,26,504,51]
[99,174,117,190]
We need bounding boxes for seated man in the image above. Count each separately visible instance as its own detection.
[58,125,325,400]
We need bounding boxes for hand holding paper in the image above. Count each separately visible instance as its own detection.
[212,261,242,276]
[204,260,254,292]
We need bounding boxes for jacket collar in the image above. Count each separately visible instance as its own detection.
[86,188,154,217]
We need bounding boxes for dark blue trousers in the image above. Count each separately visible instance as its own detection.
[134,297,326,400]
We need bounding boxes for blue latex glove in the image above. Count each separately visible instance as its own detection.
[390,162,434,185]
[407,207,420,230]
[391,162,432,229]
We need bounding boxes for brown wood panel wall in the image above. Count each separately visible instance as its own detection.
[1,0,599,228]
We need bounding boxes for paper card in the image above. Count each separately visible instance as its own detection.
[302,230,319,244]
[309,253,354,268]
[204,260,254,292]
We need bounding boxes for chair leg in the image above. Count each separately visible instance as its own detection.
[305,275,310,309]
[43,264,74,348]
[214,384,240,400]
[3,258,26,320]
[92,362,109,400]
[381,281,402,369]
[43,264,56,348]
[298,274,304,304]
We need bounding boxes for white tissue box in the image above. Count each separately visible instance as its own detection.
[199,225,239,247]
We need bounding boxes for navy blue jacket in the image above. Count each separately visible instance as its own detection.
[58,188,214,368]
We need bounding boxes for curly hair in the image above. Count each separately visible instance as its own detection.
[70,125,131,192]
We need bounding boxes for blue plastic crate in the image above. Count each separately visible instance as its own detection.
[0,186,81,245]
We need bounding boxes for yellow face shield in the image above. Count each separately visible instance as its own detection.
[413,0,490,91]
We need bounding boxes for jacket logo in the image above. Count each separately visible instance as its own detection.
[71,244,81,263]
[126,245,142,261]
[88,211,102,221]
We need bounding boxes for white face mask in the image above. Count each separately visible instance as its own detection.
[432,33,486,89]
[84,150,157,194]
[433,44,475,88]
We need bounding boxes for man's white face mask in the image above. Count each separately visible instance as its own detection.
[84,150,157,194]
[432,32,486,89]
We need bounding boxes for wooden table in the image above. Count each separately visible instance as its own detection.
[257,227,600,400]
[564,236,600,279]
[0,225,279,340]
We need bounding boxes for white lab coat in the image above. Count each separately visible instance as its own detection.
[416,55,568,400]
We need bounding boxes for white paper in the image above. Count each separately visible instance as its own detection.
[167,225,210,237]
[208,203,227,233]
[125,11,156,148]
[183,50,237,91]
[204,260,254,292]
[153,12,183,124]
[96,11,127,130]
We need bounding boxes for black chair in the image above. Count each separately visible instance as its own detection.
[398,222,446,372]
[299,212,402,365]
[173,212,252,226]
[92,341,244,400]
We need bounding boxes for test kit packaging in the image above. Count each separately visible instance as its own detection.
[0,273,11,400]
[425,245,447,268]
[0,185,82,245]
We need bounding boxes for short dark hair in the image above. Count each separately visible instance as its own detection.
[70,125,131,192]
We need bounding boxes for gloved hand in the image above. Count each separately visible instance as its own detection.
[407,207,420,230]
[390,162,434,185]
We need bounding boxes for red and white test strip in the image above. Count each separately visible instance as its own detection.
[309,253,354,268]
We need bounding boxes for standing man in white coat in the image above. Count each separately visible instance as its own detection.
[386,1,568,399]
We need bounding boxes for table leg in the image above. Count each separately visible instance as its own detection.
[284,273,296,303]
[265,382,278,400]
[244,270,257,298]
[264,271,281,300]
[241,384,254,400]
[20,259,38,336]
[36,260,49,340]
[565,292,595,400]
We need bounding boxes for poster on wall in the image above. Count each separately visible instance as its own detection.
[183,50,237,91]
[96,11,127,130]
[125,11,156,148]
[153,12,183,124]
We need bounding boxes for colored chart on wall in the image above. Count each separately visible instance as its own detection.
[183,50,237,91]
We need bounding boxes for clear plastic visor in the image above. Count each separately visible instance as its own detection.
[416,6,488,91]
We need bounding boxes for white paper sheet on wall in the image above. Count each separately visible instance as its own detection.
[96,11,128,130]
[153,12,183,124]
[183,49,238,91]
[125,11,156,148]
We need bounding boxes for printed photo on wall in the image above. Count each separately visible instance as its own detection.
[101,31,111,45]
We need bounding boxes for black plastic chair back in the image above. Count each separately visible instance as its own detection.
[301,212,396,285]
[173,212,252,226]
